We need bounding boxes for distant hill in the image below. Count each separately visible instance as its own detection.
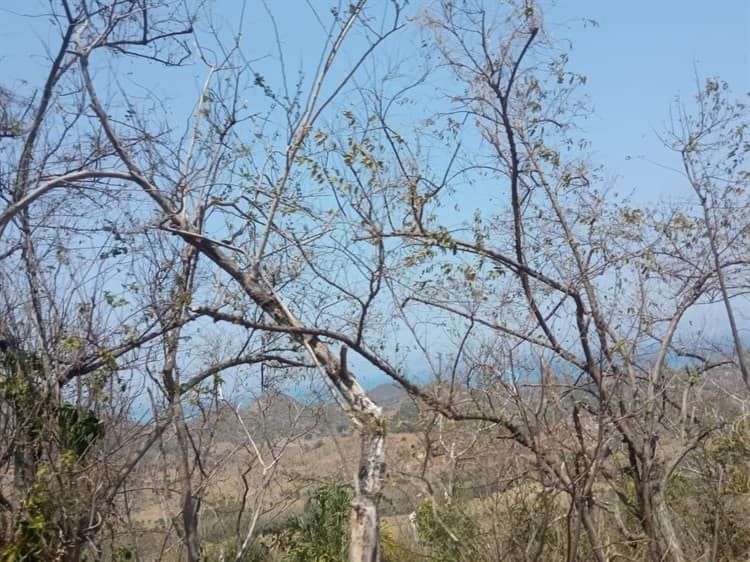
[368,383,408,409]
[179,382,412,446]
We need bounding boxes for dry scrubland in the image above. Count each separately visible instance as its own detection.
[1,0,749,560]
[94,378,750,561]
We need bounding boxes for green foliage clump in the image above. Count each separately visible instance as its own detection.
[56,403,105,458]
[664,417,750,561]
[1,346,106,561]
[390,401,419,433]
[282,483,351,562]
[413,501,481,562]
[711,417,750,494]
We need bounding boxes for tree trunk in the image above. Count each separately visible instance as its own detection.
[565,499,581,562]
[169,230,391,561]
[638,481,685,562]
[174,402,201,562]
[580,500,607,562]
[349,420,386,562]
[650,491,685,562]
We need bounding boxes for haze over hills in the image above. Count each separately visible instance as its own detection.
[188,382,412,449]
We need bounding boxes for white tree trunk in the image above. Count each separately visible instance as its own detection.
[349,421,385,562]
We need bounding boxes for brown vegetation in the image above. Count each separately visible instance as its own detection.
[1,1,748,560]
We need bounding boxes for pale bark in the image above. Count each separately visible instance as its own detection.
[349,424,386,562]
[652,492,686,562]
[163,232,388,561]
[174,403,201,562]
[76,3,399,555]
[636,479,686,562]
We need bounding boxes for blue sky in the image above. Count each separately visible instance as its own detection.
[546,0,750,201]
[1,0,748,390]
[2,0,747,204]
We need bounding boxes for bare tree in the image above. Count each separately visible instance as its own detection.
[334,1,749,560]
[58,0,409,558]
[662,77,750,387]
[2,1,747,561]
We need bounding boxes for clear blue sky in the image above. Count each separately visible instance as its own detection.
[2,1,747,204]
[1,1,748,388]
[547,0,750,201]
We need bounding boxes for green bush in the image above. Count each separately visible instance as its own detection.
[414,501,481,562]
[282,483,351,562]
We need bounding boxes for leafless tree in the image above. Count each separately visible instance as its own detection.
[335,1,749,560]
[46,0,410,558]
[2,1,747,561]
